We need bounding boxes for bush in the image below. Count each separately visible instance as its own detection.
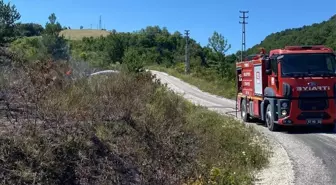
[10,34,70,62]
[122,47,145,73]
[174,62,185,73]
[10,36,47,61]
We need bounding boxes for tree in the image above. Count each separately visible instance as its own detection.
[16,23,44,37]
[42,13,69,61]
[0,0,21,43]
[208,31,231,56]
[44,13,62,36]
[225,54,238,64]
[104,33,125,63]
[207,31,232,78]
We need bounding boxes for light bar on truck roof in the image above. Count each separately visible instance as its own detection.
[277,55,284,60]
[284,45,329,50]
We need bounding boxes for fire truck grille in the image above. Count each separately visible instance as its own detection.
[297,112,331,120]
[298,91,328,111]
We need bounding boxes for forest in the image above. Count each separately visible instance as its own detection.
[246,15,336,55]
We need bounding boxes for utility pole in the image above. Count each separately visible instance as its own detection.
[184,30,190,74]
[99,15,102,30]
[239,11,249,61]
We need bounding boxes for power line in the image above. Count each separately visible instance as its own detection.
[184,30,190,74]
[239,10,249,61]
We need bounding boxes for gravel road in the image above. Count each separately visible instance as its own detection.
[151,70,336,185]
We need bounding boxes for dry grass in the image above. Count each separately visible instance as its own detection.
[60,29,111,40]
[0,53,269,185]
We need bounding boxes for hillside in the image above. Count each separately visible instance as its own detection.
[247,14,336,54]
[60,29,111,40]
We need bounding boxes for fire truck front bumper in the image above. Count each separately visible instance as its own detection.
[275,99,336,126]
[277,117,336,126]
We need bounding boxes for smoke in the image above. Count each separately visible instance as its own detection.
[67,57,101,79]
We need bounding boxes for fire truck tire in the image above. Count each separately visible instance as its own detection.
[266,104,279,131]
[241,99,251,122]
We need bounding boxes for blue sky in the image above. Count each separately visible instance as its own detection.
[8,0,336,54]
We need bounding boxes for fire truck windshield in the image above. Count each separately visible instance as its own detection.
[281,53,336,77]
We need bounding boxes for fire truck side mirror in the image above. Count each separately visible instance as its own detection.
[265,59,272,75]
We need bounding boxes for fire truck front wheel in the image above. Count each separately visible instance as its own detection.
[241,99,251,122]
[266,104,279,131]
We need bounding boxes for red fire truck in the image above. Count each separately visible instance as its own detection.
[236,45,336,131]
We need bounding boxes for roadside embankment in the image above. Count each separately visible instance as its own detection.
[0,60,269,184]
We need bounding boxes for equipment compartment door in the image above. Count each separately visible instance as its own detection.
[254,65,263,96]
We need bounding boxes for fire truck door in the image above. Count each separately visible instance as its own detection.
[254,64,263,96]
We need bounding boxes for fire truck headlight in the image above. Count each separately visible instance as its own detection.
[281,110,288,116]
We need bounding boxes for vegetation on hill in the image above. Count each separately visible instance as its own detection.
[246,15,336,55]
[0,1,270,184]
[0,0,21,43]
[66,26,238,98]
[2,0,239,98]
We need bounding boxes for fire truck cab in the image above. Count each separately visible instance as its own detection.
[236,45,336,131]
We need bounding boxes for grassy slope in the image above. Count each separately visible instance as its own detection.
[5,30,269,183]
[60,29,111,40]
[0,58,269,184]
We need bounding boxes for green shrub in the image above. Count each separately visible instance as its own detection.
[174,62,185,73]
[122,47,145,73]
[10,36,47,61]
